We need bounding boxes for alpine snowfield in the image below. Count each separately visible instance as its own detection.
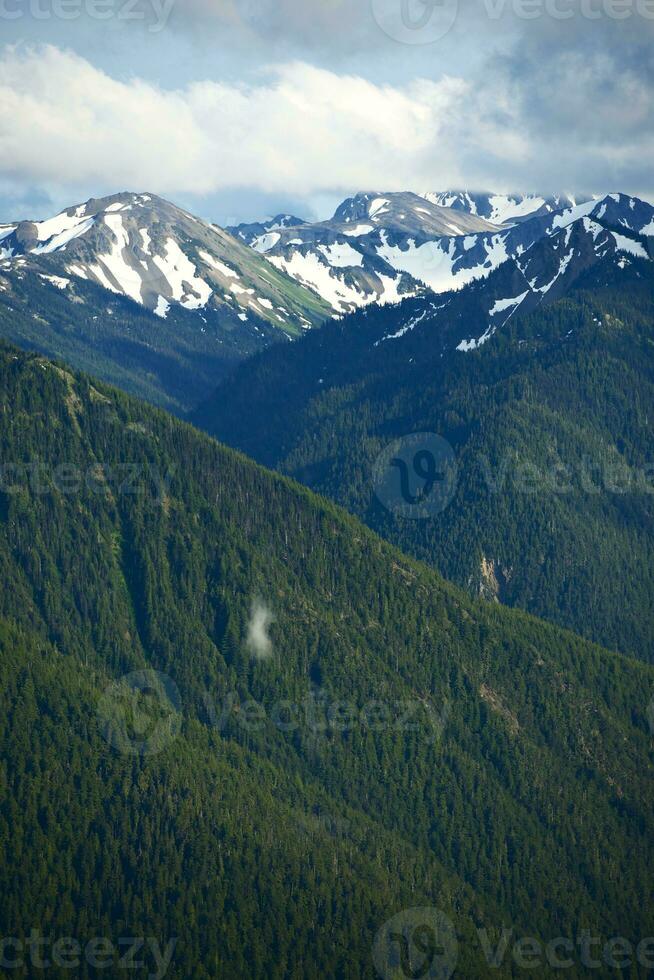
[0,192,330,335]
[237,190,654,319]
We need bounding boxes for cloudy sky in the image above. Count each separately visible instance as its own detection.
[0,0,652,224]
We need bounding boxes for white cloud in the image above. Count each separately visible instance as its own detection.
[0,45,480,196]
[0,43,524,201]
[245,599,275,661]
[0,40,652,213]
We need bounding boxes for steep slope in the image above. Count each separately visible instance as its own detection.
[380,209,654,353]
[421,191,590,226]
[411,193,654,306]
[0,193,331,413]
[227,212,306,246]
[0,192,329,329]
[329,191,501,236]
[193,220,654,663]
[0,266,291,415]
[244,191,653,316]
[250,192,503,312]
[0,341,653,976]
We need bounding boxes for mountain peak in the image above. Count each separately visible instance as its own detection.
[226,213,307,246]
[420,190,593,226]
[233,189,653,315]
[331,190,501,233]
[0,192,330,330]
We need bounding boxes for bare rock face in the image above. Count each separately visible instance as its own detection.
[236,191,654,317]
[13,222,39,252]
[478,556,501,603]
[476,557,514,603]
[0,192,331,334]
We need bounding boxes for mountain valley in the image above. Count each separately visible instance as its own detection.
[0,340,652,976]
[193,192,654,663]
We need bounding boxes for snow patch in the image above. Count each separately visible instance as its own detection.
[317,242,364,268]
[342,224,374,237]
[198,250,240,278]
[487,195,546,225]
[489,291,529,317]
[67,264,88,280]
[611,232,649,259]
[139,229,151,255]
[377,307,434,343]
[268,251,371,311]
[152,237,212,310]
[551,199,599,231]
[35,209,91,243]
[154,295,170,319]
[94,213,143,304]
[39,273,70,290]
[253,232,281,253]
[375,273,405,305]
[369,198,390,219]
[377,232,507,294]
[33,217,95,254]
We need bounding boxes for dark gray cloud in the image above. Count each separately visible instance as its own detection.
[0,182,58,222]
[476,13,654,193]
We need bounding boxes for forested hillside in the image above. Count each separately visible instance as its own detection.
[193,261,654,663]
[0,269,300,415]
[0,342,653,976]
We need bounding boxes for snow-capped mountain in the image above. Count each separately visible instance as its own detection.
[392,193,653,297]
[420,191,589,226]
[0,193,330,334]
[328,192,501,237]
[373,199,654,353]
[1,188,650,413]
[0,192,334,413]
[244,192,502,313]
[227,213,306,247]
[193,195,654,451]
[240,190,653,316]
